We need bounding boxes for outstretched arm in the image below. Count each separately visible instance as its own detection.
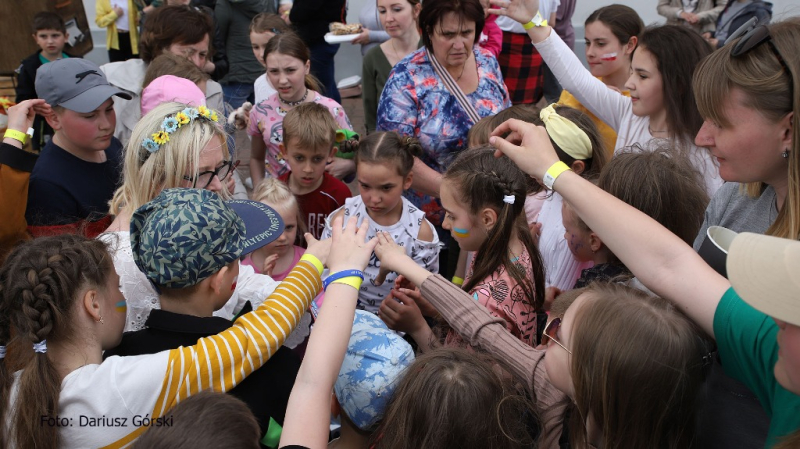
[489,120,729,337]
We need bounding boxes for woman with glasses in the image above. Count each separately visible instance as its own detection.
[101,102,278,332]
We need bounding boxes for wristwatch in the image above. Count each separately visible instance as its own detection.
[523,11,548,30]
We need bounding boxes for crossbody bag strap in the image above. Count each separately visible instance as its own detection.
[427,49,482,125]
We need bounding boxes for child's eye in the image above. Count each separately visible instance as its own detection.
[285,225,295,231]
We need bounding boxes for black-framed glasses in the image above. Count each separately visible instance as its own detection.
[183,160,239,189]
[541,317,571,354]
[730,21,794,96]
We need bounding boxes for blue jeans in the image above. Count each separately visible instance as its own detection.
[221,82,255,109]
[308,41,341,103]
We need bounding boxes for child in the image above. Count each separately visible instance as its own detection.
[141,53,210,100]
[248,32,352,186]
[380,147,545,349]
[243,178,306,280]
[104,188,303,445]
[26,58,131,238]
[95,0,140,62]
[478,0,502,57]
[278,102,351,241]
[249,13,292,105]
[14,12,72,151]
[565,146,710,289]
[0,194,359,447]
[330,310,415,449]
[321,132,439,313]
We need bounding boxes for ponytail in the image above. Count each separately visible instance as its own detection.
[1,235,112,448]
[354,131,422,177]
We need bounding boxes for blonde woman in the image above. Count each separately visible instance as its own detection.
[101,102,278,332]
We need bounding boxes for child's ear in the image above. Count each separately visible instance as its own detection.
[625,36,638,55]
[480,207,498,232]
[571,160,586,176]
[304,59,311,75]
[81,288,102,323]
[403,171,414,190]
[209,265,230,295]
[328,146,338,163]
[279,143,287,158]
[589,232,604,253]
[46,110,62,130]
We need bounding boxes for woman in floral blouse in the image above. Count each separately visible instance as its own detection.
[376,0,510,231]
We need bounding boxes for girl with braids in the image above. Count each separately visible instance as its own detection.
[321,131,440,314]
[379,146,545,349]
[0,217,372,448]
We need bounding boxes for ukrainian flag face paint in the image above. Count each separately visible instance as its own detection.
[453,227,470,238]
[115,300,127,313]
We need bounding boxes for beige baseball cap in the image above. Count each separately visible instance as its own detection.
[726,232,800,327]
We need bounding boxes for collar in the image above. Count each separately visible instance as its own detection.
[144,301,254,334]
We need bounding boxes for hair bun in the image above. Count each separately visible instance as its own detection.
[401,136,423,158]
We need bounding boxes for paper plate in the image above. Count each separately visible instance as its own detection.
[337,75,361,89]
[324,32,360,44]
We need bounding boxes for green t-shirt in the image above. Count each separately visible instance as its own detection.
[38,52,69,65]
[714,287,800,447]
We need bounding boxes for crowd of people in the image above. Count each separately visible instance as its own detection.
[1,0,798,447]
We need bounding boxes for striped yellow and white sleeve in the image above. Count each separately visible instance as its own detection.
[152,258,321,416]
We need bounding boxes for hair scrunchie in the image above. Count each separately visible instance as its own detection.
[540,104,593,160]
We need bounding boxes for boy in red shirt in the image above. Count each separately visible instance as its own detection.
[278,102,350,240]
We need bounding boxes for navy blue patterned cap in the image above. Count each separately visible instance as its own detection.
[130,188,283,289]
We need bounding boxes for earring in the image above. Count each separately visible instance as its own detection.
[98,316,104,325]
[782,150,790,159]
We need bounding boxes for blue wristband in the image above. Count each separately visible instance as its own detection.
[323,269,364,290]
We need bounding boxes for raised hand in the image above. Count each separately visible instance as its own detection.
[379,288,428,334]
[489,119,560,181]
[373,231,410,286]
[326,216,377,273]
[262,254,280,277]
[6,99,49,134]
[487,0,538,25]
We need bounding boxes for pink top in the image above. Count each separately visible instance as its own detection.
[241,245,305,281]
[247,92,353,178]
[479,15,502,58]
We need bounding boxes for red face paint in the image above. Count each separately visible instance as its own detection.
[600,52,618,61]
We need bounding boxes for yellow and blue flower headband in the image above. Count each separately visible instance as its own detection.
[540,104,593,160]
[141,106,219,154]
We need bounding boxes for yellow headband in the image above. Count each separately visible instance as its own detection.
[540,104,593,160]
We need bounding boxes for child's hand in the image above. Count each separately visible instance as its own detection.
[6,99,49,133]
[262,254,280,276]
[379,288,428,334]
[529,221,542,245]
[394,274,416,291]
[488,0,538,25]
[325,157,355,180]
[304,233,332,267]
[373,231,409,286]
[326,216,376,273]
[490,120,559,181]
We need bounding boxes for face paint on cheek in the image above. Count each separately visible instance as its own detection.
[231,276,238,292]
[600,52,618,61]
[115,300,127,313]
[453,227,470,238]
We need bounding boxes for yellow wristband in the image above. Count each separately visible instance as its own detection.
[522,12,548,29]
[299,253,324,274]
[451,276,464,286]
[542,161,571,190]
[330,276,363,291]
[4,129,28,145]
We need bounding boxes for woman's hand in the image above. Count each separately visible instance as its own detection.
[488,0,538,25]
[489,119,559,180]
[373,231,411,285]
[351,28,371,45]
[326,216,377,273]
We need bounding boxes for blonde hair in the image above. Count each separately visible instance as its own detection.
[251,178,307,236]
[282,102,337,153]
[109,102,229,215]
[693,18,800,239]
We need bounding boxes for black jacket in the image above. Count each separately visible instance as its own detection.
[289,0,346,46]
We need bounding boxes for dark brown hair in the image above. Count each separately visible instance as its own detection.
[585,5,644,46]
[249,12,291,35]
[282,102,337,152]
[142,53,210,89]
[0,234,113,448]
[262,32,323,93]
[371,348,535,449]
[568,283,707,448]
[694,18,800,240]
[468,104,541,147]
[597,144,709,245]
[443,147,545,313]
[32,12,66,34]
[139,6,214,63]
[636,25,712,150]
[418,0,485,52]
[354,131,422,177]
[131,391,260,449]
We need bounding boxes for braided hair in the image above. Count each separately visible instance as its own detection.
[443,146,545,314]
[0,234,112,448]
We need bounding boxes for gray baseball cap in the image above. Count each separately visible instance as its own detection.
[35,59,131,113]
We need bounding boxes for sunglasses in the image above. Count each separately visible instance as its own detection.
[730,19,794,96]
[541,317,571,354]
[183,160,239,189]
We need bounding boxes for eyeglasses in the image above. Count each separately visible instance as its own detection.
[730,21,794,96]
[183,160,239,189]
[541,317,571,354]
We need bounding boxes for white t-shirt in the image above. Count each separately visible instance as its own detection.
[254,73,277,106]
[114,1,129,31]
[497,0,560,33]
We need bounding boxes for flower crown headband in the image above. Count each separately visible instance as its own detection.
[141,106,219,154]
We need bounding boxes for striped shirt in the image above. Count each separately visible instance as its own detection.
[8,259,322,449]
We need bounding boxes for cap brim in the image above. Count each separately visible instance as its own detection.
[59,85,132,113]
[227,200,285,255]
[727,232,800,326]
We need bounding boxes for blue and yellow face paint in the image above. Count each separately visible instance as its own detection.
[115,300,127,313]
[453,227,470,238]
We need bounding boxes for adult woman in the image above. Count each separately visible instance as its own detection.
[362,0,422,134]
[703,0,772,48]
[376,0,510,234]
[102,102,275,332]
[657,0,726,35]
[101,5,223,146]
[353,0,391,56]
[558,5,643,157]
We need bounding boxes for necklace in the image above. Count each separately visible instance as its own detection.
[279,88,308,107]
[648,124,668,135]
[391,39,402,62]
[455,58,468,82]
